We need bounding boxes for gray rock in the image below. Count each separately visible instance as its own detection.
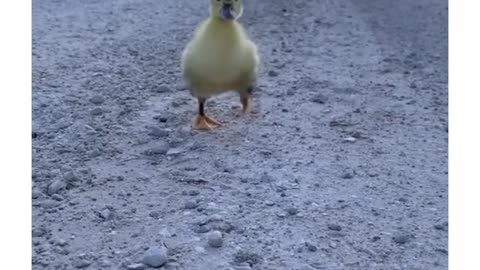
[90,108,103,116]
[54,246,70,255]
[234,265,252,270]
[305,242,318,252]
[146,144,170,156]
[208,214,223,222]
[392,233,412,245]
[127,263,146,270]
[148,127,169,138]
[154,84,172,93]
[268,70,279,77]
[327,224,342,231]
[74,259,91,268]
[40,199,59,209]
[194,246,206,254]
[99,208,114,220]
[434,221,448,231]
[51,194,64,201]
[184,201,198,209]
[149,211,160,219]
[89,95,105,105]
[341,170,355,179]
[194,225,210,234]
[286,207,299,216]
[32,189,43,199]
[265,201,275,206]
[64,171,81,183]
[47,179,67,195]
[208,230,223,248]
[143,246,168,268]
[233,251,262,266]
[188,190,200,196]
[153,115,169,123]
[343,137,357,143]
[32,227,47,237]
[166,148,183,156]
[310,94,328,104]
[54,238,68,247]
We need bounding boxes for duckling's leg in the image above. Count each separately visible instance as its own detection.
[194,98,221,130]
[240,87,253,113]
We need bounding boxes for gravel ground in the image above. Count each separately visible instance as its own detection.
[32,0,448,269]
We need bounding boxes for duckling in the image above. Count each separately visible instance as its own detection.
[181,0,260,130]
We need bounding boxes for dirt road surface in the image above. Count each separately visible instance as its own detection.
[32,0,448,269]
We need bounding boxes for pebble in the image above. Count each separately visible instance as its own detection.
[265,201,275,206]
[148,127,169,137]
[89,95,105,105]
[64,171,81,183]
[32,189,43,199]
[194,246,206,254]
[343,137,357,143]
[327,224,342,231]
[40,199,59,209]
[329,241,338,249]
[310,94,328,104]
[149,211,160,219]
[166,148,183,156]
[233,251,262,266]
[234,266,252,270]
[143,246,168,268]
[146,144,170,156]
[188,190,200,196]
[433,221,448,231]
[305,242,318,252]
[90,108,103,116]
[392,233,411,245]
[74,259,91,269]
[184,201,198,209]
[52,194,64,201]
[209,214,223,222]
[32,227,47,237]
[54,246,70,255]
[341,170,355,179]
[153,115,169,123]
[371,236,381,242]
[54,238,68,247]
[286,207,299,216]
[194,225,210,234]
[99,209,114,220]
[268,70,279,77]
[208,230,223,248]
[155,84,172,93]
[127,263,146,270]
[47,179,67,195]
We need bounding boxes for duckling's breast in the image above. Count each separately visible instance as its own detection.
[182,20,258,97]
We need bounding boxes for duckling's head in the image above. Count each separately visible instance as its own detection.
[210,0,244,21]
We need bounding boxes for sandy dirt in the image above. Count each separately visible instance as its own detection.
[32,0,448,269]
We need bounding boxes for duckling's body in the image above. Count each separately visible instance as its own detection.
[181,0,259,130]
[182,19,258,98]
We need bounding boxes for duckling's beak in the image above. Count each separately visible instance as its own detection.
[221,3,236,20]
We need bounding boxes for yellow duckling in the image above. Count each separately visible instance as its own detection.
[181,0,260,130]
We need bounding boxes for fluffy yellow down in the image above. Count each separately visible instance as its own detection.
[181,18,259,98]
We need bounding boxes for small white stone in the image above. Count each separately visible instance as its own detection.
[208,231,223,248]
